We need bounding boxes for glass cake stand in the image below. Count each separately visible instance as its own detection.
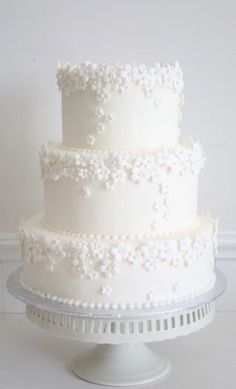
[7,267,226,387]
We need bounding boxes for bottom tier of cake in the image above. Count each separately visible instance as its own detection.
[19,213,217,309]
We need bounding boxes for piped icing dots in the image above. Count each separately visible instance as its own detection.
[20,275,216,310]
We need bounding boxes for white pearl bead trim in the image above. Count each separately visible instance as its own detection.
[42,216,203,240]
[20,273,216,310]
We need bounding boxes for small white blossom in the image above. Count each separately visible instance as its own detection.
[153,199,161,211]
[172,282,179,293]
[147,291,155,301]
[144,258,159,272]
[88,270,99,280]
[99,260,120,278]
[94,108,103,118]
[95,123,105,134]
[44,256,56,272]
[179,237,192,253]
[90,240,108,260]
[86,134,95,146]
[110,242,134,263]
[100,284,112,296]
[104,112,113,122]
[82,186,91,198]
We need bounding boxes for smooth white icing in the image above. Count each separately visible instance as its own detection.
[44,173,198,235]
[62,87,181,150]
[57,61,184,150]
[41,139,203,235]
[20,273,216,309]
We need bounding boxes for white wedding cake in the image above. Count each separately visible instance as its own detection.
[19,61,217,309]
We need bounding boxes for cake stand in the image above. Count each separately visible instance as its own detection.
[7,267,226,387]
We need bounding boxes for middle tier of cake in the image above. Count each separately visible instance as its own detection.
[40,138,205,236]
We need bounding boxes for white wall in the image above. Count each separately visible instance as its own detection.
[0,0,236,312]
[1,0,236,232]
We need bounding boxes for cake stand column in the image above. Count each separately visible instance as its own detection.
[72,343,170,386]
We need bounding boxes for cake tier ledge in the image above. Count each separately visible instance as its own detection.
[19,213,217,309]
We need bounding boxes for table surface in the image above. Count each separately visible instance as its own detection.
[0,312,235,389]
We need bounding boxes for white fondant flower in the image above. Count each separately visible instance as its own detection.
[31,237,46,263]
[95,123,105,134]
[90,240,108,260]
[153,197,164,212]
[86,134,95,146]
[157,241,169,261]
[111,242,137,264]
[94,107,103,118]
[44,256,56,272]
[75,153,83,166]
[144,258,159,272]
[99,259,120,278]
[184,251,197,266]
[82,186,91,198]
[172,282,179,293]
[100,284,112,296]
[179,237,192,253]
[104,112,113,122]
[150,221,158,231]
[88,270,99,280]
[24,239,34,263]
[170,252,182,267]
[142,241,160,271]
[193,232,210,259]
[146,291,155,301]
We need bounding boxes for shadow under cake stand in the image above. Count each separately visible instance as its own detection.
[7,267,226,387]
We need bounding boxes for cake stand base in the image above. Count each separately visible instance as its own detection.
[7,268,226,387]
[72,343,170,386]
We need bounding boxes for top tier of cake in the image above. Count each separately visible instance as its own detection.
[57,61,184,150]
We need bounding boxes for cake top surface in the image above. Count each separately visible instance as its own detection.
[57,61,184,100]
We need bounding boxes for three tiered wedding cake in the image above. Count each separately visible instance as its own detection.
[19,61,217,309]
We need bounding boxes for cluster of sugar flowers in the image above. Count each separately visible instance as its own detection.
[19,222,214,279]
[85,107,113,147]
[56,61,184,104]
[39,140,205,189]
[151,182,170,229]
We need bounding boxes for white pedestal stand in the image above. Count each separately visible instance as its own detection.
[7,268,226,386]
